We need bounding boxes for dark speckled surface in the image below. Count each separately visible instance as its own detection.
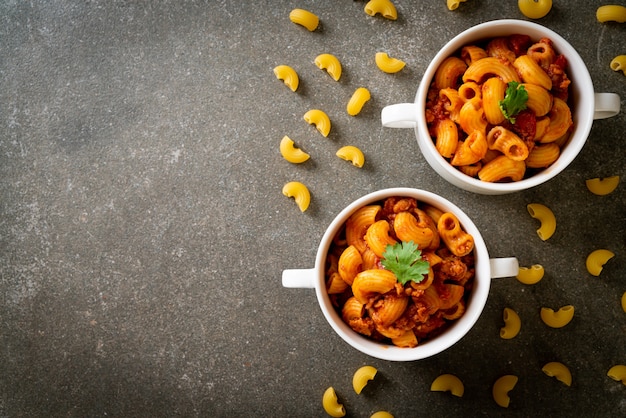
[1,1,624,416]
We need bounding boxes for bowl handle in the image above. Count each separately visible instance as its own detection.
[282,268,316,288]
[594,93,620,120]
[381,103,418,128]
[489,257,519,279]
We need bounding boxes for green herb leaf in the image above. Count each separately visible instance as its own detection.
[381,241,430,285]
[498,81,528,124]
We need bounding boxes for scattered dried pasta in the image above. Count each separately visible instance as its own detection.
[322,387,346,417]
[622,291,626,313]
[315,53,342,81]
[596,5,626,23]
[527,203,556,241]
[447,0,468,11]
[607,365,626,385]
[370,412,393,418]
[347,87,371,116]
[586,249,615,276]
[289,8,319,31]
[492,375,518,408]
[282,181,311,212]
[611,56,626,75]
[303,109,331,137]
[336,145,365,168]
[364,0,397,20]
[430,374,464,397]
[518,0,553,19]
[516,264,544,285]
[586,176,619,195]
[375,52,406,73]
[500,307,521,339]
[353,365,377,394]
[540,305,574,328]
[273,65,299,92]
[542,362,572,386]
[280,136,310,164]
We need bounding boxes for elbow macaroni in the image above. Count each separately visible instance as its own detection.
[500,307,521,339]
[447,0,468,11]
[586,176,619,196]
[304,109,331,137]
[430,374,464,397]
[492,375,518,408]
[607,365,626,385]
[315,53,342,81]
[364,0,398,20]
[347,87,371,116]
[518,0,552,19]
[596,5,626,23]
[585,249,615,277]
[516,264,544,284]
[622,291,626,313]
[322,387,346,417]
[527,203,556,241]
[273,65,299,92]
[542,361,572,386]
[280,136,310,163]
[370,412,393,418]
[282,181,311,212]
[611,56,626,75]
[336,145,365,168]
[540,305,574,328]
[289,8,319,31]
[375,52,406,73]
[352,365,377,394]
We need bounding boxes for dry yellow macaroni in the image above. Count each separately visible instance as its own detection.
[586,176,619,195]
[542,362,572,386]
[347,87,371,116]
[289,8,319,31]
[540,305,574,328]
[611,55,626,75]
[447,0,468,11]
[597,5,626,23]
[303,109,331,137]
[273,65,299,92]
[607,365,626,385]
[352,365,377,394]
[527,203,556,241]
[500,307,521,339]
[430,374,464,397]
[322,387,346,417]
[364,0,398,20]
[336,146,365,168]
[585,249,615,276]
[492,375,518,408]
[370,412,393,418]
[375,52,406,73]
[280,136,310,164]
[282,181,311,212]
[315,53,342,81]
[516,264,544,285]
[518,0,553,19]
[622,291,626,313]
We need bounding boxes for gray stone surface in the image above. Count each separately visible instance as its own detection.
[1,1,624,416]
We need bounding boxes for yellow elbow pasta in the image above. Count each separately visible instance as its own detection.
[518,0,553,19]
[346,205,381,253]
[542,362,572,386]
[431,374,464,397]
[597,5,626,23]
[435,57,467,89]
[516,264,544,284]
[338,245,363,285]
[364,0,398,20]
[303,109,331,137]
[322,387,346,418]
[289,8,319,31]
[540,305,574,328]
[437,212,474,257]
[611,55,626,75]
[522,83,553,117]
[282,181,311,212]
[463,57,520,84]
[607,365,626,385]
[527,203,556,241]
[347,87,371,116]
[586,176,619,195]
[585,249,615,276]
[622,291,626,313]
[375,52,405,73]
[487,126,529,161]
[492,375,518,408]
[434,119,459,158]
[447,0,468,11]
[273,65,299,92]
[352,365,377,394]
[280,136,310,164]
[336,145,365,168]
[525,143,560,168]
[514,55,552,90]
[481,77,507,125]
[478,156,526,183]
[370,412,394,418]
[315,53,342,81]
[352,269,397,304]
[500,307,521,339]
[365,220,397,258]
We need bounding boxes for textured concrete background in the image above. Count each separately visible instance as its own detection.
[1,1,625,416]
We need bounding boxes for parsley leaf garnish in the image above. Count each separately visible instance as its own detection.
[498,81,528,124]
[381,241,430,285]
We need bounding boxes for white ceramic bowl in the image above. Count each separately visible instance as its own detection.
[381,19,620,195]
[282,188,518,361]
